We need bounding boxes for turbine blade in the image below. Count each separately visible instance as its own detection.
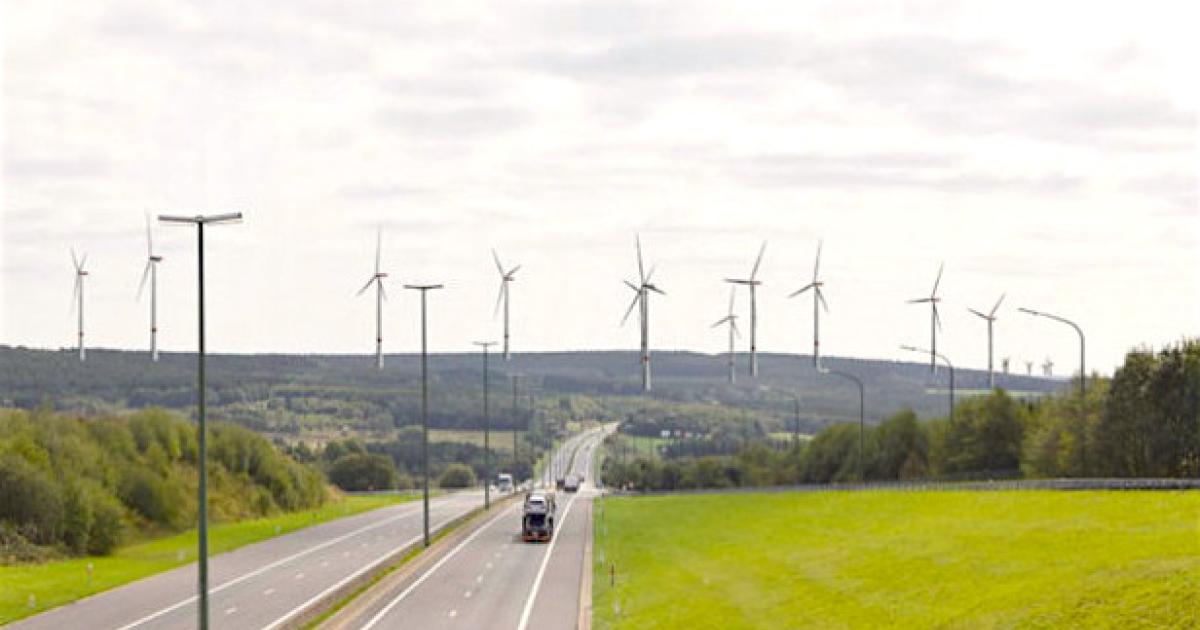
[732,319,741,338]
[750,241,766,280]
[508,264,521,277]
[907,297,932,304]
[137,261,152,300]
[70,276,81,315]
[991,292,1006,317]
[789,283,815,298]
[145,212,154,256]
[635,235,645,283]
[647,285,666,296]
[356,276,375,296]
[727,286,736,314]
[934,303,943,331]
[379,281,388,302]
[931,262,944,296]
[644,263,657,285]
[620,291,642,326]
[375,227,382,275]
[813,240,823,282]
[817,288,830,313]
[492,249,505,275]
[623,280,640,292]
[493,281,505,317]
[71,248,80,271]
[79,254,88,270]
[711,316,730,328]
[968,308,987,319]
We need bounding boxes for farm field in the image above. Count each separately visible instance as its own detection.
[0,493,419,625]
[592,490,1200,629]
[428,428,526,452]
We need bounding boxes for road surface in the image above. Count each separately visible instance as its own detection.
[11,490,494,630]
[338,426,609,630]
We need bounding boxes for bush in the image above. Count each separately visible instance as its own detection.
[327,453,397,491]
[438,463,476,488]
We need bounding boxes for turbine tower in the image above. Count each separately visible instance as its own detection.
[789,240,828,368]
[1025,360,1034,376]
[137,215,164,361]
[724,241,766,377]
[711,287,740,384]
[355,228,388,370]
[1043,358,1054,377]
[491,250,520,361]
[907,262,945,374]
[70,248,89,362]
[967,292,1006,389]
[1002,356,1011,374]
[621,235,665,392]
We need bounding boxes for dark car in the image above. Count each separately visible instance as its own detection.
[563,475,580,492]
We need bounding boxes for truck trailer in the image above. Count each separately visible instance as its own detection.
[521,491,556,542]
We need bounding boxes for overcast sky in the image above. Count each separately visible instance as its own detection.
[2,1,1197,376]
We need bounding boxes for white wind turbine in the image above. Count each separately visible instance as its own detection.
[789,240,829,368]
[712,286,740,384]
[491,250,521,361]
[968,292,1006,389]
[70,248,89,362]
[356,228,389,369]
[621,235,665,392]
[137,215,164,361]
[724,241,766,377]
[908,262,945,374]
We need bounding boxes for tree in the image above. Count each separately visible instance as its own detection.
[438,463,477,488]
[868,410,928,480]
[934,390,1028,477]
[327,453,397,491]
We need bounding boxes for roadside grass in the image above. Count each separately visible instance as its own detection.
[0,494,419,625]
[593,490,1200,629]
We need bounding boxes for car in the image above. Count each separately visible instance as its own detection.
[563,474,580,492]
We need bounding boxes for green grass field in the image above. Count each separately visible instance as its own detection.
[593,490,1200,629]
[428,428,525,452]
[0,493,419,625]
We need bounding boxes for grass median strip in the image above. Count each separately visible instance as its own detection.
[0,493,419,625]
[592,490,1200,629]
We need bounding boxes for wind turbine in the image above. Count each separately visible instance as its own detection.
[70,248,89,362]
[724,241,766,377]
[967,292,1005,389]
[491,250,520,361]
[1043,358,1054,377]
[137,215,164,361]
[621,236,664,392]
[789,240,828,368]
[907,262,944,374]
[711,287,740,384]
[355,228,388,370]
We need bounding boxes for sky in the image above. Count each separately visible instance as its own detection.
[2,0,1197,376]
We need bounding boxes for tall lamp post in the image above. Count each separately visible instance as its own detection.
[511,373,521,481]
[405,283,443,547]
[791,395,802,446]
[158,212,242,630]
[901,345,956,423]
[1018,307,1086,471]
[818,365,865,482]
[473,341,496,509]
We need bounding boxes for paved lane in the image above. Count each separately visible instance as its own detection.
[11,491,489,630]
[348,426,610,630]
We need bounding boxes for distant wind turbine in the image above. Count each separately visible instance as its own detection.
[1025,360,1034,376]
[725,241,766,377]
[907,262,945,374]
[70,248,89,362]
[491,250,521,361]
[1042,358,1054,377]
[967,292,1005,389]
[355,228,388,369]
[1001,356,1011,374]
[789,240,829,368]
[621,235,665,392]
[711,287,740,384]
[137,214,164,361]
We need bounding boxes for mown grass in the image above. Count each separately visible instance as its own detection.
[593,490,1200,629]
[428,428,525,453]
[0,493,418,625]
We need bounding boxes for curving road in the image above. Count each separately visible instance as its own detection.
[334,425,610,630]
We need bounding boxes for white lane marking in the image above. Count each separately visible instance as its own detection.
[321,561,329,568]
[294,573,305,580]
[464,590,472,598]
[342,551,351,558]
[486,562,493,569]
[449,609,458,618]
[516,477,583,630]
[225,607,237,615]
[475,574,484,583]
[259,506,479,630]
[359,505,517,630]
[111,497,446,630]
[263,588,275,596]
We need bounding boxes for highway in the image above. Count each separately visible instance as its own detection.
[332,425,609,630]
[11,490,491,630]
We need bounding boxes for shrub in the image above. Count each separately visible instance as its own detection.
[327,453,397,491]
[438,463,476,488]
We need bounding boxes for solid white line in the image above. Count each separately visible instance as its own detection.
[516,486,581,630]
[112,495,466,630]
[360,504,519,630]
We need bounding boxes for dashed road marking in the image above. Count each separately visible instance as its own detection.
[225,607,237,615]
[294,573,305,580]
[263,588,275,596]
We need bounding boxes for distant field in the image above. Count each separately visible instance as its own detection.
[593,490,1200,629]
[428,428,525,452]
[0,494,419,625]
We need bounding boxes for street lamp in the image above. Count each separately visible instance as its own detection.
[404,283,443,547]
[901,345,956,423]
[511,373,521,482]
[158,212,242,630]
[1018,307,1086,471]
[473,341,496,509]
[818,366,865,482]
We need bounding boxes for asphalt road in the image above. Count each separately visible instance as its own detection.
[10,490,490,630]
[345,426,609,630]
